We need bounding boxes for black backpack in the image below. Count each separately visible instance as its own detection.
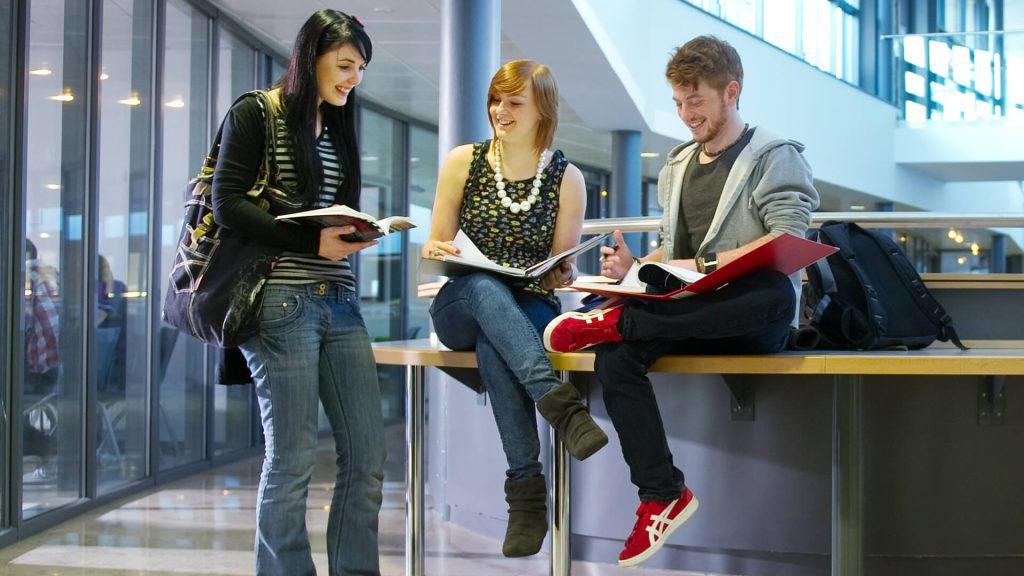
[799,221,967,351]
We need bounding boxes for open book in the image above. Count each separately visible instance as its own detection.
[419,230,610,287]
[570,232,838,300]
[276,205,417,242]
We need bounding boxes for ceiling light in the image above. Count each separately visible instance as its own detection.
[165,98,185,108]
[600,190,608,197]
[954,234,964,243]
[118,96,141,106]
[29,67,52,76]
[849,204,864,210]
[48,91,74,102]
[947,228,957,239]
[957,256,966,265]
[45,183,61,190]
[640,152,659,158]
[99,72,109,80]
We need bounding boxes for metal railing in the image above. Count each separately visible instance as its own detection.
[581,212,1024,234]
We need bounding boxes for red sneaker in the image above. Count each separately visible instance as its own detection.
[618,488,699,568]
[543,302,624,353]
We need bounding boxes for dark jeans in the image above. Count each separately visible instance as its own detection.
[431,273,562,480]
[593,270,795,501]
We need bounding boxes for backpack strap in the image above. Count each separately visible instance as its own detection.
[855,225,969,351]
[818,222,888,349]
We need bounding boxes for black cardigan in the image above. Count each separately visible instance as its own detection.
[210,94,321,256]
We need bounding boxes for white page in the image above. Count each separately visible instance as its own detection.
[451,230,499,266]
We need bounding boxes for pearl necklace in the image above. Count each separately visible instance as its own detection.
[493,140,549,214]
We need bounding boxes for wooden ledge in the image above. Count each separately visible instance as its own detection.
[372,340,1024,377]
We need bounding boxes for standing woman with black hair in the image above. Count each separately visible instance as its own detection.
[210,10,384,576]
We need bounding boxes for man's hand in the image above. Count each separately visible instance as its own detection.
[599,230,634,280]
[318,226,378,261]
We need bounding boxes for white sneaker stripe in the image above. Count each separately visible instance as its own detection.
[644,498,678,545]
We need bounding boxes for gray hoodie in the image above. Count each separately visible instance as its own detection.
[655,126,820,322]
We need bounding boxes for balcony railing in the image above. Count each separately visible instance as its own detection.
[884,30,1024,122]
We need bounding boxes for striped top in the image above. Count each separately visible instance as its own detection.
[265,111,355,290]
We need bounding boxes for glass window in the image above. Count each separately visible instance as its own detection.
[212,28,256,457]
[357,108,403,342]
[23,0,89,519]
[576,164,610,274]
[802,0,832,74]
[159,0,211,470]
[406,125,437,341]
[357,107,405,474]
[720,0,756,34]
[0,0,11,529]
[215,29,256,126]
[762,0,797,54]
[95,0,153,492]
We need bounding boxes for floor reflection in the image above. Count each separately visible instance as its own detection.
[1,435,718,576]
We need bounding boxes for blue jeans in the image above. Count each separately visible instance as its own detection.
[241,282,385,576]
[430,273,561,481]
[594,270,795,501]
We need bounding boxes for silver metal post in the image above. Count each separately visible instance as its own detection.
[406,365,426,576]
[832,375,863,576]
[550,371,572,576]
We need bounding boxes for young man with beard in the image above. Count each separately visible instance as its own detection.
[543,35,819,567]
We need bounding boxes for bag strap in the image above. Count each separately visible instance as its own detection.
[195,90,277,185]
[250,90,280,199]
[856,224,969,350]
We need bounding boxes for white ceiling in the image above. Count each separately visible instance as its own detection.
[210,0,1024,220]
[208,0,673,180]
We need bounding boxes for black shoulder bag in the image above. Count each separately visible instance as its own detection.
[162,90,288,349]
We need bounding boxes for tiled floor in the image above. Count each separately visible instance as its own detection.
[0,440,713,576]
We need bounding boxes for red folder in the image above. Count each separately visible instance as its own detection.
[571,232,837,301]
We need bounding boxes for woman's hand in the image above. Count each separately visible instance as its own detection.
[540,260,577,291]
[422,239,459,260]
[599,230,633,280]
[318,226,378,261]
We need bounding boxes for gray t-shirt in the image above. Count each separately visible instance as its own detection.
[674,127,756,259]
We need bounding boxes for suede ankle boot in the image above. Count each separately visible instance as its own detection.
[536,381,608,460]
[502,475,548,557]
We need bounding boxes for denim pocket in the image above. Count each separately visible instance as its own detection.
[260,288,305,334]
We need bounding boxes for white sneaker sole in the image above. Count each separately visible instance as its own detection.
[617,496,699,568]
[542,309,581,352]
